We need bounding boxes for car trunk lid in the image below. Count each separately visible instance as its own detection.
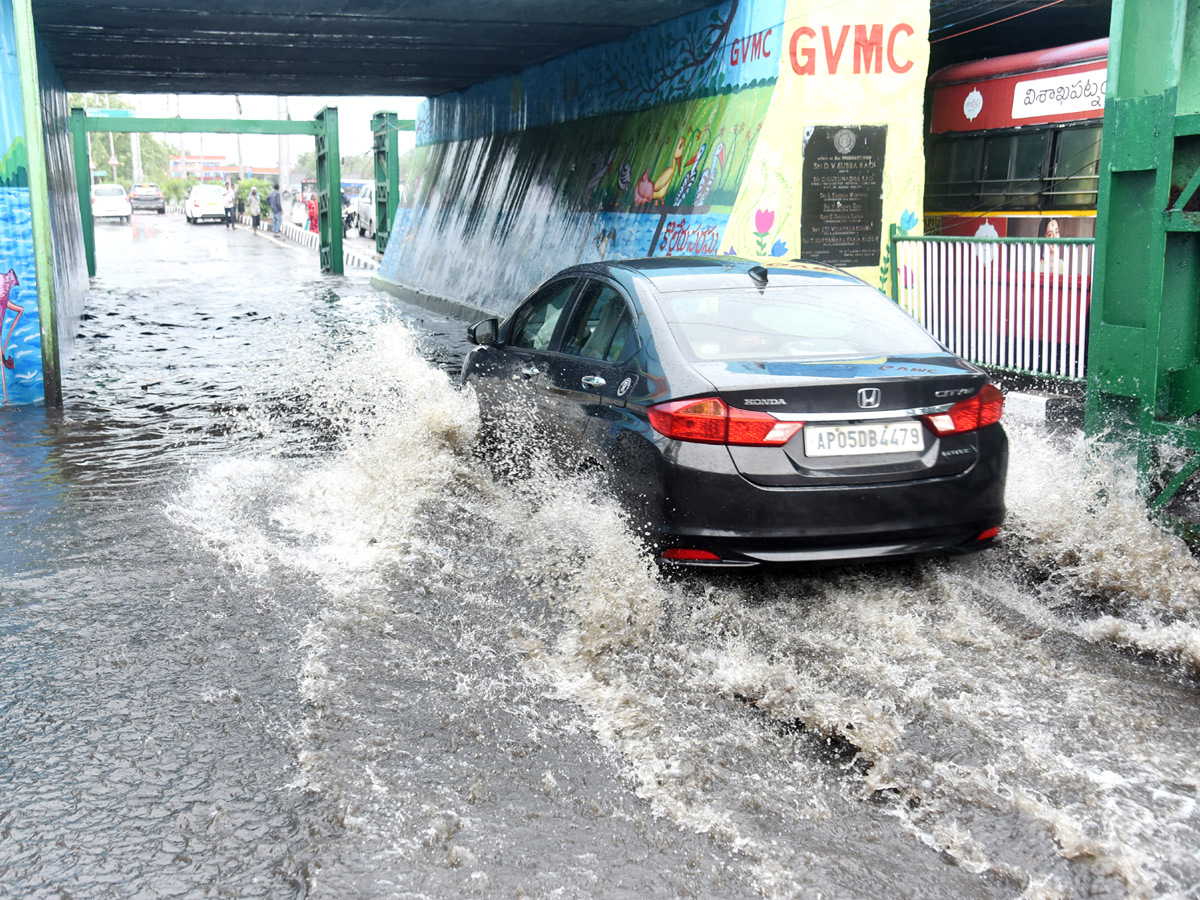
[695,354,992,486]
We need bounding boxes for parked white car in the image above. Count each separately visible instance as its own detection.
[356,184,375,238]
[92,184,131,222]
[185,184,226,224]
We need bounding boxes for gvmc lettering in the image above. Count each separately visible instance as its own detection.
[789,24,915,76]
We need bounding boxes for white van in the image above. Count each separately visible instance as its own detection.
[355,185,376,238]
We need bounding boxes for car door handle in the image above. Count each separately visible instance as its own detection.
[520,365,541,378]
[581,375,606,389]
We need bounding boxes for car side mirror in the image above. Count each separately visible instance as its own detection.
[467,318,500,346]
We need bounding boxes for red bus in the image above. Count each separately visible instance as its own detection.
[924,38,1106,241]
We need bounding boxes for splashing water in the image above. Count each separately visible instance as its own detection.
[1002,416,1200,675]
[169,320,1200,899]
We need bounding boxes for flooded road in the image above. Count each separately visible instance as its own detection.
[2,214,1199,899]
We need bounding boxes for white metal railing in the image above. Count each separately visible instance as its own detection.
[892,235,1095,380]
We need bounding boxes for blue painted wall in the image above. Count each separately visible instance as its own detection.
[0,0,43,405]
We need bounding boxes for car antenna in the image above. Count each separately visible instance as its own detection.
[748,265,768,286]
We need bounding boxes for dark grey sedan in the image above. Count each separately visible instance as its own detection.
[461,257,1007,567]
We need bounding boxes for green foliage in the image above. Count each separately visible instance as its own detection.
[162,178,196,202]
[340,151,373,179]
[295,150,317,179]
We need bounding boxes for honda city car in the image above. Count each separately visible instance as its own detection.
[130,182,166,214]
[185,184,226,224]
[461,257,1007,567]
[91,184,131,222]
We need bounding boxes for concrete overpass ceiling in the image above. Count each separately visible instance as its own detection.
[32,0,719,95]
[33,0,1113,97]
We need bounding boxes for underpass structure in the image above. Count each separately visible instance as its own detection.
[0,0,1116,413]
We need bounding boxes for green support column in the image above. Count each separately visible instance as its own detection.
[12,0,62,406]
[314,107,343,275]
[70,109,96,278]
[372,112,400,256]
[1085,0,1200,511]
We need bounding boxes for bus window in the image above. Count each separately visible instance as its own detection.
[978,131,1049,210]
[980,135,1015,208]
[1012,131,1050,207]
[1050,126,1102,208]
[926,137,982,209]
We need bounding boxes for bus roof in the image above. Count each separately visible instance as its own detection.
[929,38,1108,87]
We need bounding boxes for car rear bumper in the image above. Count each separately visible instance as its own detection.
[654,427,1007,566]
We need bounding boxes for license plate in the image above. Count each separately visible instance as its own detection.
[803,421,925,457]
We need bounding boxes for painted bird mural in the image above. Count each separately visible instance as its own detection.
[585,147,616,192]
[673,142,706,207]
[633,169,655,205]
[651,136,687,204]
[694,141,727,207]
[616,142,634,193]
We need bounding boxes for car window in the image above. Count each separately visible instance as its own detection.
[508,280,577,351]
[658,285,944,361]
[561,281,636,362]
[94,185,124,197]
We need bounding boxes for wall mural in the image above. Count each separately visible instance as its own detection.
[378,0,930,317]
[0,0,44,406]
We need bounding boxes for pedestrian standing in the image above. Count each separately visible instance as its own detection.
[306,192,319,233]
[246,187,262,235]
[267,183,283,236]
[222,182,236,229]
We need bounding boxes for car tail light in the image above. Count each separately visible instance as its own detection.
[648,397,802,446]
[661,548,722,561]
[921,384,1004,436]
[976,526,1000,541]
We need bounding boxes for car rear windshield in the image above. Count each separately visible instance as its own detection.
[94,185,125,197]
[656,285,945,362]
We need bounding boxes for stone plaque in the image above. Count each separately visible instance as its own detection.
[800,125,887,268]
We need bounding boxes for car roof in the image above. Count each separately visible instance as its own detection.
[579,256,868,292]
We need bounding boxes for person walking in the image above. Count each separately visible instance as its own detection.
[267,183,283,236]
[222,182,236,229]
[246,187,262,235]
[306,192,319,233]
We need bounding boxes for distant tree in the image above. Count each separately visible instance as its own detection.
[69,92,178,187]
[295,150,317,179]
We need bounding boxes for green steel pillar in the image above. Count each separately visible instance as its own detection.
[1085,0,1200,510]
[70,109,96,277]
[314,107,343,275]
[12,0,62,406]
[372,112,400,256]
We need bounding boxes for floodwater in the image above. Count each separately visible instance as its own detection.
[2,214,1199,900]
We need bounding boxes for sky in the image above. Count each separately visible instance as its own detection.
[129,93,424,169]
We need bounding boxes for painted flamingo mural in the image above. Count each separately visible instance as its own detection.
[1,268,22,404]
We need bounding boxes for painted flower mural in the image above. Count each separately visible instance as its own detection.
[753,208,774,255]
